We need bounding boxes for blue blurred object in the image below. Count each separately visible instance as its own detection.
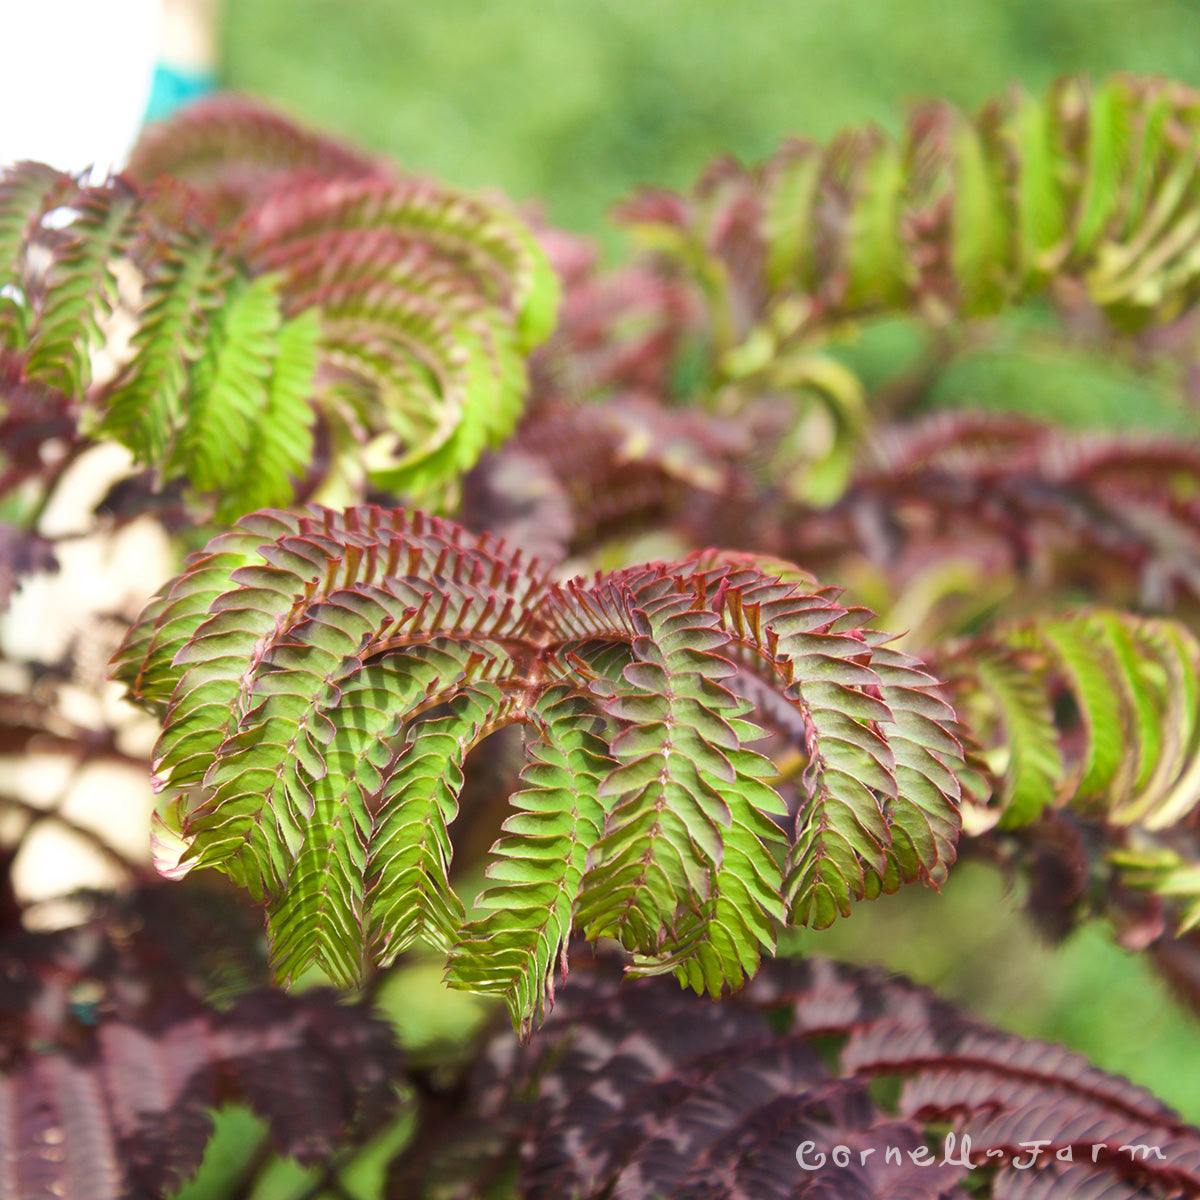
[145,63,217,122]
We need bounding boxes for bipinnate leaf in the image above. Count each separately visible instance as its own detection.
[0,99,559,516]
[0,161,323,517]
[113,504,962,1029]
[394,951,1200,1199]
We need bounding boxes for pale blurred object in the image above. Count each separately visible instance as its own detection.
[0,0,160,174]
[161,0,218,71]
[146,0,221,121]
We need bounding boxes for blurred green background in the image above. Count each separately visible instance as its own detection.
[223,0,1200,239]
[207,0,1200,1168]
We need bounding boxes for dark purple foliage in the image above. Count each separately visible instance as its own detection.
[0,884,402,1199]
[393,952,1200,1199]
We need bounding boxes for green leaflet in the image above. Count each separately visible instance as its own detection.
[170,274,286,491]
[24,184,142,395]
[629,735,789,997]
[974,648,1063,828]
[445,688,613,1034]
[1039,619,1124,800]
[763,139,821,292]
[361,310,525,496]
[0,162,72,297]
[691,562,962,923]
[266,668,401,986]
[115,507,964,1029]
[843,134,910,309]
[1072,79,1133,258]
[367,687,499,961]
[214,306,321,521]
[102,225,234,463]
[1110,846,1200,935]
[951,117,1010,315]
[1004,89,1067,278]
[574,588,750,954]
[238,172,558,501]
[1132,622,1200,831]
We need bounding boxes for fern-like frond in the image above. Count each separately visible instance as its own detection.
[213,304,322,521]
[945,608,1200,830]
[238,175,557,496]
[570,580,761,958]
[114,505,961,1026]
[167,273,288,489]
[623,730,789,997]
[97,215,232,461]
[366,684,505,959]
[625,75,1200,331]
[23,181,142,395]
[0,161,74,287]
[0,162,323,517]
[1,108,558,515]
[445,688,613,1034]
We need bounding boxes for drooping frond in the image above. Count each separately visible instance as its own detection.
[22,180,143,396]
[394,950,1200,1199]
[0,162,323,517]
[560,76,1200,511]
[112,504,961,1027]
[621,74,1200,333]
[209,302,322,521]
[235,174,559,495]
[943,608,1200,831]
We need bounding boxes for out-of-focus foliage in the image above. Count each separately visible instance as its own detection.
[0,100,557,524]
[0,881,402,1200]
[395,948,1200,1199]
